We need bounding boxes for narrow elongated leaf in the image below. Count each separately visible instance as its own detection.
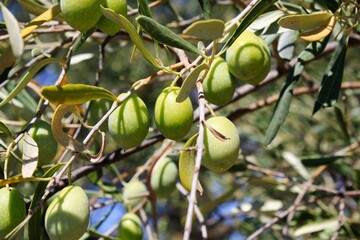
[100,6,161,68]
[136,15,205,56]
[18,0,64,21]
[0,40,15,75]
[179,134,203,194]
[264,64,302,145]
[221,0,277,52]
[1,3,24,58]
[265,37,330,145]
[314,37,347,112]
[197,0,210,19]
[277,30,298,60]
[138,0,152,17]
[0,121,13,138]
[249,10,285,31]
[183,19,225,40]
[41,84,117,105]
[0,176,53,187]
[176,63,209,103]
[21,133,38,178]
[0,58,63,107]
[294,219,338,237]
[301,154,348,167]
[21,4,61,38]
[278,11,332,31]
[28,164,64,240]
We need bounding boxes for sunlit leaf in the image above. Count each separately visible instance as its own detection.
[294,219,338,237]
[100,6,161,68]
[249,10,285,31]
[183,19,225,40]
[0,58,63,107]
[0,2,24,58]
[21,4,61,38]
[41,84,117,105]
[21,133,38,178]
[278,11,332,31]
[136,15,205,56]
[176,63,209,103]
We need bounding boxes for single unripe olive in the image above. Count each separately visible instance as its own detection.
[122,180,147,209]
[108,94,150,150]
[0,187,26,239]
[96,0,127,36]
[27,120,58,166]
[45,186,90,240]
[118,212,143,240]
[60,0,102,33]
[226,30,271,85]
[150,157,178,198]
[154,87,194,140]
[203,57,236,106]
[202,116,240,173]
[87,98,112,132]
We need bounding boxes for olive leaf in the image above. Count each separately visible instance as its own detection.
[265,36,330,145]
[0,121,13,139]
[183,19,225,40]
[136,15,205,57]
[176,63,209,103]
[21,4,61,38]
[179,134,203,194]
[40,84,117,105]
[100,6,162,68]
[0,2,24,58]
[313,36,348,113]
[0,58,63,107]
[21,133,38,178]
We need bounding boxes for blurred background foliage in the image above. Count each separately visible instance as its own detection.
[1,0,360,239]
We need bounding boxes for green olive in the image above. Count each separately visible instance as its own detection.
[203,57,236,106]
[60,0,102,33]
[108,94,150,150]
[150,157,178,198]
[27,120,58,166]
[122,180,147,209]
[154,87,194,140]
[118,212,143,240]
[202,116,240,173]
[226,30,271,85]
[96,0,127,36]
[45,186,90,240]
[0,187,26,239]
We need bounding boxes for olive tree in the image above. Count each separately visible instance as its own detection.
[1,0,360,239]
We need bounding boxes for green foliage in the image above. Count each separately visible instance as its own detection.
[0,0,360,239]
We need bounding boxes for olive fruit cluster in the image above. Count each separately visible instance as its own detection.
[226,30,271,86]
[118,212,143,240]
[60,0,127,34]
[45,186,90,240]
[0,187,26,239]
